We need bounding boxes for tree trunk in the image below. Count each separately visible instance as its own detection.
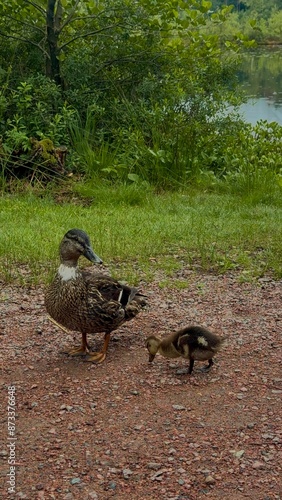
[46,0,62,86]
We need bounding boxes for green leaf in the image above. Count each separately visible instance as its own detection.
[201,0,212,11]
[128,173,140,182]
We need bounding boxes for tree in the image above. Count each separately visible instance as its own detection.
[0,0,130,86]
[243,0,280,18]
[0,0,251,186]
[0,0,244,89]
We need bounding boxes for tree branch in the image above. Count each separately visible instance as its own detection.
[0,31,49,58]
[1,14,46,35]
[86,51,163,80]
[58,23,122,51]
[69,5,136,23]
[24,0,46,17]
[54,0,63,32]
[59,0,81,32]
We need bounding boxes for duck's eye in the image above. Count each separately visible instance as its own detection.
[72,235,84,247]
[70,235,79,242]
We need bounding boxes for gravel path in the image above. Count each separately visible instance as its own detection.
[0,273,281,499]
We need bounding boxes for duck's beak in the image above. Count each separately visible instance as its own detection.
[148,353,156,362]
[84,246,103,264]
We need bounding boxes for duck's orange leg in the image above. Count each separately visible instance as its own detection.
[85,333,111,363]
[66,332,90,356]
[48,316,90,357]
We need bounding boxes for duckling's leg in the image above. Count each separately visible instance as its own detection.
[188,358,195,374]
[85,332,111,363]
[201,358,214,372]
[66,332,90,356]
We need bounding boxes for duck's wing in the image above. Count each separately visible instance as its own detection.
[95,277,147,307]
[82,271,147,307]
[82,273,122,301]
[83,279,124,329]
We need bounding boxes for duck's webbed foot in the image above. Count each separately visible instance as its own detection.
[85,351,107,363]
[64,332,90,357]
[66,345,89,356]
[85,332,110,364]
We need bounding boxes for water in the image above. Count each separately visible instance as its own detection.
[237,47,282,125]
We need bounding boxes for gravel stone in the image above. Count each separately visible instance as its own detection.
[70,478,81,485]
[205,475,216,485]
[147,463,162,470]
[108,481,117,490]
[123,468,133,479]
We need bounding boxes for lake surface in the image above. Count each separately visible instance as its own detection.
[237,47,282,125]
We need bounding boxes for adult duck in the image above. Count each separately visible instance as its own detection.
[45,228,146,362]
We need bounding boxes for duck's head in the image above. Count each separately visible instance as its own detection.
[60,229,103,266]
[145,335,161,362]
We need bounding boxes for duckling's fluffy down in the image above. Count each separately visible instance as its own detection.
[177,325,226,361]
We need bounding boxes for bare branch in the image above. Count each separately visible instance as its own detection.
[24,0,46,17]
[59,0,81,32]
[70,5,135,23]
[68,12,110,23]
[58,23,122,51]
[1,13,46,35]
[54,0,63,32]
[0,31,49,58]
[91,51,161,76]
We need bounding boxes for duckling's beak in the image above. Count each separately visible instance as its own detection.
[148,353,156,362]
[84,246,103,264]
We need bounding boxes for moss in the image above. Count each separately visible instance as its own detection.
[31,138,57,165]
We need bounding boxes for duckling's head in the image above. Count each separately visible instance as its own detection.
[145,335,161,362]
[60,229,103,266]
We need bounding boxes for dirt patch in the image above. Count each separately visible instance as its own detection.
[0,273,281,499]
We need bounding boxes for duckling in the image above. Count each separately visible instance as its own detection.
[45,229,146,363]
[146,326,225,374]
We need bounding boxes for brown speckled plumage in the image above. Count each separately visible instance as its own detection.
[45,229,146,362]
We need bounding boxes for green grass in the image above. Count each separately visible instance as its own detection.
[0,183,282,285]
